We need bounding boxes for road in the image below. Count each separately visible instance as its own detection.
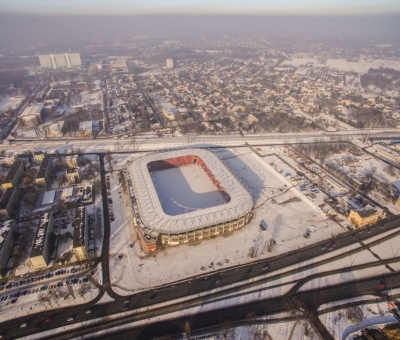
[1,134,400,338]
[3,128,400,154]
[1,215,400,339]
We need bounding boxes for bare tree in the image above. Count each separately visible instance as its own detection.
[181,320,191,339]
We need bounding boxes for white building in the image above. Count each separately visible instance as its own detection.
[166,58,174,69]
[38,53,81,69]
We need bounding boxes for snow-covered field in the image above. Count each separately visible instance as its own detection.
[151,164,225,215]
[0,96,24,112]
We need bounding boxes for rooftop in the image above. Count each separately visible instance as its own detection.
[0,187,16,211]
[31,213,53,258]
[0,220,14,250]
[73,206,87,248]
[20,103,44,117]
[4,160,22,182]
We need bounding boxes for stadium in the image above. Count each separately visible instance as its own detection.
[129,149,253,252]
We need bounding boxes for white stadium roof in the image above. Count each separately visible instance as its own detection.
[129,149,253,235]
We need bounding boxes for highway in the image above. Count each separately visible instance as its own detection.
[3,128,400,154]
[1,215,400,339]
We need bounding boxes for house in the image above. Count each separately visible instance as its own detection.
[33,151,46,165]
[65,155,79,168]
[348,207,384,228]
[65,167,81,184]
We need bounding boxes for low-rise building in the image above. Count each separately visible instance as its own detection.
[33,151,46,165]
[0,187,19,220]
[348,207,384,228]
[2,160,24,190]
[29,213,54,269]
[18,103,44,128]
[0,220,17,274]
[72,206,89,261]
[65,167,81,184]
[65,155,79,168]
[0,154,18,166]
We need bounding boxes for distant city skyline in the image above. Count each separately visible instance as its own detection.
[1,0,400,16]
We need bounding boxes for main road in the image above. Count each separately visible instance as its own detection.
[3,128,400,153]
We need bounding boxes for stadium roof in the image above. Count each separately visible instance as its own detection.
[129,149,253,235]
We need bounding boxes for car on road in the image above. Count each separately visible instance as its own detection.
[262,265,269,271]
[321,245,326,250]
[380,279,386,289]
[67,317,74,322]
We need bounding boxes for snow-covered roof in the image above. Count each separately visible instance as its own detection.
[20,103,44,117]
[129,149,253,235]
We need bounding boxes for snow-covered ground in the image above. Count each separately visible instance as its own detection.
[320,294,400,340]
[107,146,400,296]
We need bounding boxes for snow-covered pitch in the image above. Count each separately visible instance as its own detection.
[129,149,253,237]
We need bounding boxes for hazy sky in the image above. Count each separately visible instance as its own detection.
[1,0,400,16]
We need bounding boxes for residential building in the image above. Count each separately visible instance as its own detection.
[36,155,52,187]
[65,168,81,184]
[348,207,384,228]
[65,155,79,168]
[2,160,24,190]
[0,220,17,274]
[29,213,54,269]
[166,58,174,69]
[72,206,89,261]
[38,53,81,69]
[17,103,44,128]
[0,187,19,221]
[33,151,46,165]
[0,154,18,166]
